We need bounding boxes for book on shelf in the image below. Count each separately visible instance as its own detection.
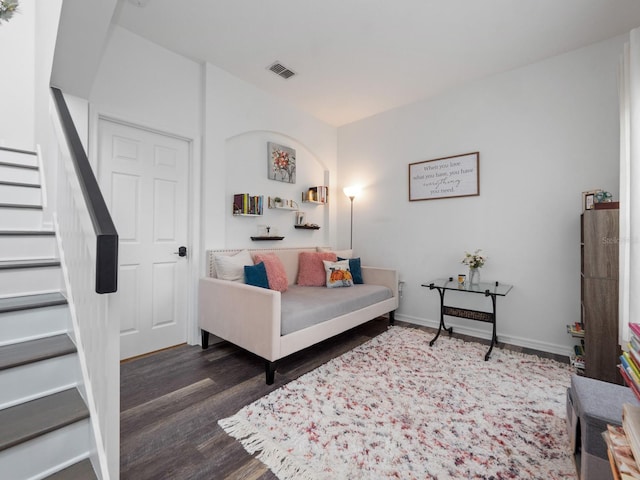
[233,194,263,215]
[604,424,640,480]
[624,404,640,472]
[567,322,584,337]
[620,322,640,403]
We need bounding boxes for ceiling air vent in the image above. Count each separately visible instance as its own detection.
[268,62,296,80]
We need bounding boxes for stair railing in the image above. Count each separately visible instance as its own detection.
[49,86,119,480]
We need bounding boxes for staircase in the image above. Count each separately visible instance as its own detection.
[0,147,98,479]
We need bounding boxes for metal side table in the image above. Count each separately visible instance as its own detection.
[422,277,513,360]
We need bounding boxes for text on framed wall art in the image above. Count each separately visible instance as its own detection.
[408,152,479,201]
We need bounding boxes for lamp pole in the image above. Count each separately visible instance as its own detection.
[348,195,355,249]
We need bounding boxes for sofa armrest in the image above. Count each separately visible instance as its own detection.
[361,266,399,304]
[198,278,281,361]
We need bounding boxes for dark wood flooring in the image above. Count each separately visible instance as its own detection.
[120,318,569,480]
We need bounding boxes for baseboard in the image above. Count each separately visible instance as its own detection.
[395,313,573,359]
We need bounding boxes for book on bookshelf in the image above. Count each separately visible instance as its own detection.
[624,403,640,469]
[232,194,263,215]
[567,322,585,337]
[620,322,640,402]
[603,424,640,480]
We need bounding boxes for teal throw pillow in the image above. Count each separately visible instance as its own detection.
[338,257,363,284]
[244,262,269,289]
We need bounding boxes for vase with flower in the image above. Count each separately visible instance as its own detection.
[461,249,486,285]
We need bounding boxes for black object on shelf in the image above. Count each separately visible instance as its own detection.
[250,236,285,241]
[294,225,320,230]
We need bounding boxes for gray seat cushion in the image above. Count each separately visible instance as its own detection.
[281,284,393,335]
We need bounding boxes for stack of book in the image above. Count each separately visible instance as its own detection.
[233,194,263,215]
[619,323,640,401]
[567,321,585,371]
[604,404,640,479]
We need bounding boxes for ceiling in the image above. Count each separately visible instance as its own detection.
[113,0,640,127]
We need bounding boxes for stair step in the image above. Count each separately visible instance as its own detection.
[0,418,91,480]
[0,388,88,452]
[0,182,42,206]
[0,292,66,314]
[45,458,97,480]
[0,163,40,184]
[0,202,42,210]
[0,263,62,298]
[0,334,76,371]
[0,205,44,230]
[0,230,55,236]
[0,231,57,261]
[0,147,38,168]
[0,352,78,410]
[0,180,41,188]
[0,258,61,270]
[0,293,69,346]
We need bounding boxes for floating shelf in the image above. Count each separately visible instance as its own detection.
[294,225,320,230]
[251,236,285,241]
[268,197,299,210]
[302,186,328,205]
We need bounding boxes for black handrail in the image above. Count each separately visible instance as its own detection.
[51,87,118,294]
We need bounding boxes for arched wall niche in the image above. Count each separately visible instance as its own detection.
[224,130,330,247]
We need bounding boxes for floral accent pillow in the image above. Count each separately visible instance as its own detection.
[253,253,288,292]
[323,260,353,288]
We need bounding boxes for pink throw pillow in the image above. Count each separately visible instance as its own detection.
[297,252,337,286]
[253,253,288,292]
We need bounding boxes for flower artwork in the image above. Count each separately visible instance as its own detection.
[0,0,19,23]
[268,142,296,184]
[461,249,487,269]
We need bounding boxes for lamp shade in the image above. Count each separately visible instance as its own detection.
[343,186,361,199]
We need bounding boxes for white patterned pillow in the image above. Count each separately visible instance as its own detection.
[323,260,354,288]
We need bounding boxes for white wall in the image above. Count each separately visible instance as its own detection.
[0,0,35,149]
[88,28,337,344]
[202,63,338,251]
[90,26,201,140]
[338,35,625,355]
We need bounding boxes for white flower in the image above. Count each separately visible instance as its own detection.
[461,249,486,269]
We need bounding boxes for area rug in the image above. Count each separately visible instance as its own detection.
[219,326,576,479]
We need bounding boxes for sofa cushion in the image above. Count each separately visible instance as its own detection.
[253,253,288,292]
[339,256,363,284]
[281,285,393,335]
[323,259,354,288]
[244,262,269,289]
[297,252,337,286]
[213,249,253,282]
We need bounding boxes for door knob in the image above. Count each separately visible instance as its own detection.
[174,246,187,257]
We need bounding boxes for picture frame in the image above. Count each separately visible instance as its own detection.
[408,152,480,201]
[582,190,601,211]
[268,142,296,184]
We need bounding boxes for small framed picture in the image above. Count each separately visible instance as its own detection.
[582,190,601,211]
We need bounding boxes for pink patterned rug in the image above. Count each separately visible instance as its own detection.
[219,326,577,479]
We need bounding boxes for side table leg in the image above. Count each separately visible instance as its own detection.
[430,287,453,347]
[484,294,498,361]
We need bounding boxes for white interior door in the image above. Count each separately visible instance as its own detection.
[98,119,190,360]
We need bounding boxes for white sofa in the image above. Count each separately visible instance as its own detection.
[199,247,398,384]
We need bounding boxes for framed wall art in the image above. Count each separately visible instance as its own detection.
[268,142,296,184]
[409,152,480,201]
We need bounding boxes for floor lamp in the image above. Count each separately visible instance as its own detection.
[343,186,361,249]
